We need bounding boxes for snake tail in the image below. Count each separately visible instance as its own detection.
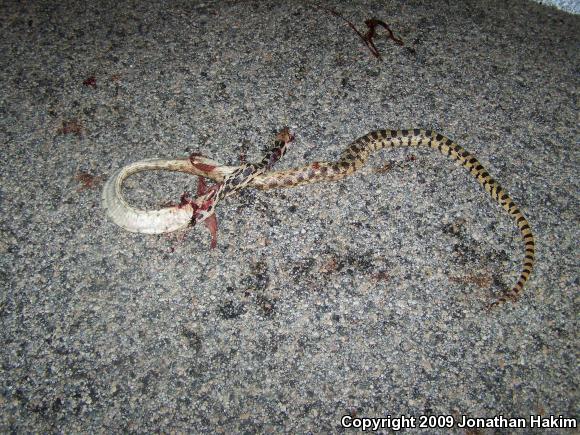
[252,128,535,306]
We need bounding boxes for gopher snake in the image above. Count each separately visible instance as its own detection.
[102,128,535,307]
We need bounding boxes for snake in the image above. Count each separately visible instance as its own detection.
[102,128,535,307]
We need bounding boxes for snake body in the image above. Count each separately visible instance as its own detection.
[103,128,535,307]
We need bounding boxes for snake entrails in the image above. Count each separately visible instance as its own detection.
[102,128,535,307]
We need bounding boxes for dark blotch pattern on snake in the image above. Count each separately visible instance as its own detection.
[102,128,535,308]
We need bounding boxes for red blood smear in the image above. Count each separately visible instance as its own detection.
[196,176,208,196]
[191,161,216,173]
[196,176,219,248]
[205,214,218,249]
[83,76,97,88]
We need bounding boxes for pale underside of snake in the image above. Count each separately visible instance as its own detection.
[102,128,535,308]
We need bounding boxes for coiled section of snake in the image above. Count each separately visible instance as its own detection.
[102,128,534,307]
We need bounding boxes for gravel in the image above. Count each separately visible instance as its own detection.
[1,0,578,432]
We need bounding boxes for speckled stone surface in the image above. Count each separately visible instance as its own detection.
[532,0,580,14]
[1,0,578,433]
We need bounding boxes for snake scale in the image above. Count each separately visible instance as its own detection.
[102,128,535,307]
